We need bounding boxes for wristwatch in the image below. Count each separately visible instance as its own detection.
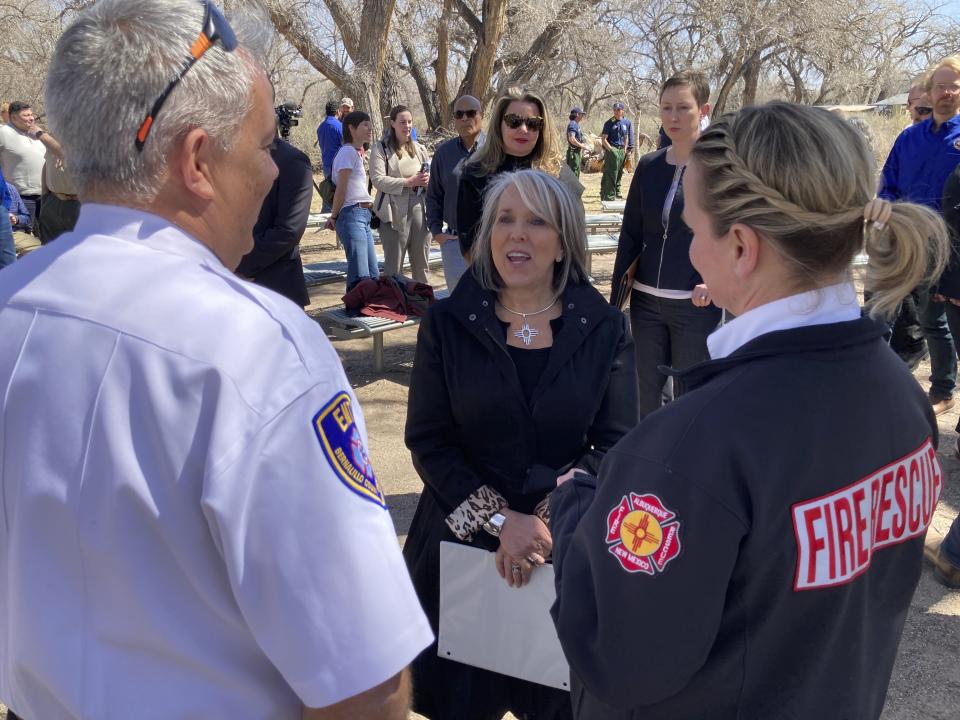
[482,512,507,537]
[33,130,45,139]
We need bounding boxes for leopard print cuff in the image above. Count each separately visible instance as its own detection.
[534,496,550,528]
[445,485,509,541]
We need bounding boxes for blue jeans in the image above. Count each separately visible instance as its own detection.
[0,210,15,270]
[920,288,956,400]
[336,204,379,289]
[629,289,721,417]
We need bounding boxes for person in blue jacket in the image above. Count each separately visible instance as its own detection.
[7,182,31,232]
[879,55,960,416]
[0,169,14,269]
[551,102,949,720]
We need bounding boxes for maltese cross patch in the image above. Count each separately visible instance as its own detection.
[605,493,682,575]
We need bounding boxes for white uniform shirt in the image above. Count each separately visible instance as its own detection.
[0,124,45,195]
[0,204,433,719]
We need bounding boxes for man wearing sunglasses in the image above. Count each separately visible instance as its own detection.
[426,95,485,290]
[906,82,934,126]
[0,1,432,719]
[880,56,960,418]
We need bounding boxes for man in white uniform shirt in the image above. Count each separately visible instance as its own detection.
[0,1,432,719]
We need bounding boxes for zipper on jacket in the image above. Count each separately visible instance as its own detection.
[656,163,686,289]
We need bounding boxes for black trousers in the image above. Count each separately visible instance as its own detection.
[19,194,41,238]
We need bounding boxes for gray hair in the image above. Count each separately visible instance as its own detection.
[472,169,588,294]
[45,0,268,202]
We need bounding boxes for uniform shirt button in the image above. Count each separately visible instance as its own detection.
[567,303,575,309]
[469,313,477,321]
[481,300,489,307]
[580,317,587,324]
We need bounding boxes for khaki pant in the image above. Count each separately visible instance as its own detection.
[14,230,41,257]
[379,193,430,283]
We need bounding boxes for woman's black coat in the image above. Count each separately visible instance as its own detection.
[457,155,532,257]
[403,270,638,616]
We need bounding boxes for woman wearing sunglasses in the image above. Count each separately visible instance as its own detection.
[457,87,582,261]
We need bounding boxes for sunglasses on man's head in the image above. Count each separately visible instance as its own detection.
[135,0,238,151]
[502,113,544,131]
[915,106,933,116]
[454,109,478,119]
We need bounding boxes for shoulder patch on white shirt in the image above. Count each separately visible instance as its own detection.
[312,392,385,508]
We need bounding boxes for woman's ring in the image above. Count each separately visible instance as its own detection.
[511,564,522,574]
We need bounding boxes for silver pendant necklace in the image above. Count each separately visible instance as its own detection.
[498,297,558,346]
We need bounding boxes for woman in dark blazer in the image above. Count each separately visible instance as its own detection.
[404,169,638,720]
[610,70,721,416]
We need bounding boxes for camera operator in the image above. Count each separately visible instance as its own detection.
[236,103,313,307]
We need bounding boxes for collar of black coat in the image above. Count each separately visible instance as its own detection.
[664,314,889,392]
[450,268,609,329]
[444,268,619,405]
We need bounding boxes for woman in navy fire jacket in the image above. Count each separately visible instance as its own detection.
[551,102,949,720]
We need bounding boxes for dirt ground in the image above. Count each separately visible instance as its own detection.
[2,171,958,718]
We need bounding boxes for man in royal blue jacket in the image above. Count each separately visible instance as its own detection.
[316,101,343,213]
[879,55,960,415]
[0,168,14,270]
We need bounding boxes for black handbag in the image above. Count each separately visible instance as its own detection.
[369,141,389,229]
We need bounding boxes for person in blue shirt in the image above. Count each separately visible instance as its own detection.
[0,169,14,269]
[316,101,343,213]
[879,55,960,416]
[565,107,590,177]
[600,102,633,201]
[7,182,31,232]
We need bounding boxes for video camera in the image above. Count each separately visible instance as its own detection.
[276,102,303,139]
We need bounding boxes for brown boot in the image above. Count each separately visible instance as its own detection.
[924,539,960,589]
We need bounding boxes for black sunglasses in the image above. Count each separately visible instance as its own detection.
[454,109,478,119]
[915,106,933,116]
[135,0,238,151]
[502,113,544,131]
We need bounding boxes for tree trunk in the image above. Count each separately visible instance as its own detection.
[264,0,399,139]
[458,0,509,100]
[435,0,453,128]
[399,29,441,130]
[741,54,760,107]
[712,49,744,116]
[499,0,603,91]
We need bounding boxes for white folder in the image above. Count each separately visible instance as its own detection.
[437,540,571,691]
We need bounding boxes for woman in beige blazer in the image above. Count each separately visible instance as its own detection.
[370,105,431,283]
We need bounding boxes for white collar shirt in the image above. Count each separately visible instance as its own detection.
[708,281,861,360]
[0,204,432,719]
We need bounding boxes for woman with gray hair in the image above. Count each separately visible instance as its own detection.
[550,102,948,719]
[403,168,637,719]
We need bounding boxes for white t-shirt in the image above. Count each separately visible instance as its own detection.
[0,204,432,719]
[332,145,373,208]
[0,124,45,195]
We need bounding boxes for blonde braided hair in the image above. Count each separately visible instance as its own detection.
[690,102,948,319]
